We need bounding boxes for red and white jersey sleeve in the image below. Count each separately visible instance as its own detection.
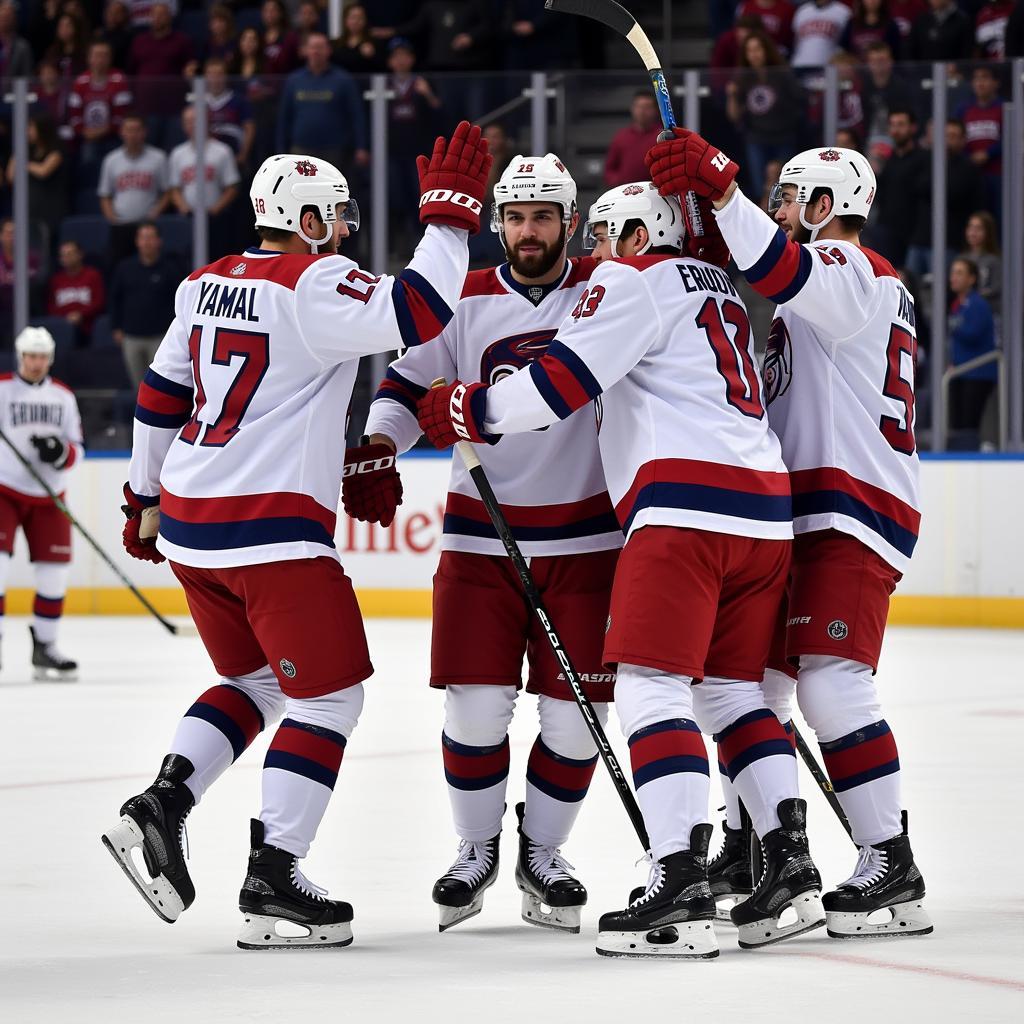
[127,224,467,569]
[484,255,792,542]
[364,258,623,557]
[715,188,921,572]
[0,374,83,500]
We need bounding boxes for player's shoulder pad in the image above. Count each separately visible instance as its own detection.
[461,267,505,299]
[48,376,76,396]
[561,256,600,288]
[188,251,330,291]
[607,253,681,274]
[0,372,13,382]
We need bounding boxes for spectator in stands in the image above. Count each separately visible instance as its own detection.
[835,128,861,149]
[108,220,180,389]
[906,0,973,61]
[943,118,989,267]
[127,2,195,150]
[233,26,276,165]
[201,4,238,67]
[6,114,69,244]
[975,0,1014,59]
[260,0,300,77]
[333,3,381,74]
[710,14,764,92]
[736,0,795,55]
[204,57,256,171]
[955,66,1003,215]
[962,211,1002,316]
[1008,0,1024,55]
[875,108,930,270]
[32,60,73,145]
[294,0,326,46]
[483,122,512,197]
[0,1,36,79]
[840,0,902,59]
[948,257,997,437]
[68,40,132,182]
[889,0,927,42]
[498,0,578,72]
[791,0,851,70]
[276,31,369,172]
[46,239,105,345]
[726,30,804,194]
[98,1,137,73]
[45,12,89,86]
[603,88,663,188]
[0,220,42,349]
[833,53,865,141]
[168,105,241,259]
[469,121,511,268]
[27,0,62,60]
[126,1,178,30]
[388,1,492,72]
[98,114,171,264]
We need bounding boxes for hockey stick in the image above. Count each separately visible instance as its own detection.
[431,380,651,853]
[0,427,193,637]
[792,721,854,838]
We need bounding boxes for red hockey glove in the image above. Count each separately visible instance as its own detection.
[416,381,496,449]
[646,127,739,203]
[342,441,403,527]
[417,120,493,235]
[121,483,165,564]
[682,191,731,269]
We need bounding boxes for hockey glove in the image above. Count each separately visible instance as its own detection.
[31,434,67,466]
[417,120,493,235]
[416,381,497,449]
[121,483,165,564]
[645,128,739,203]
[342,441,403,527]
[682,191,731,270]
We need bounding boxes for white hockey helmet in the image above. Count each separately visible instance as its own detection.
[249,153,359,252]
[584,181,684,255]
[15,326,56,362]
[490,153,577,243]
[768,146,876,241]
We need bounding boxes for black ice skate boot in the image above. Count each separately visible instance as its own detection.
[708,815,755,923]
[237,818,354,950]
[101,754,196,923]
[596,824,719,959]
[824,812,932,938]
[731,798,826,948]
[514,802,587,933]
[30,625,77,682]
[432,832,500,932]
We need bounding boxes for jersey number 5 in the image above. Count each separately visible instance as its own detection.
[695,298,765,419]
[180,325,270,447]
[880,324,916,455]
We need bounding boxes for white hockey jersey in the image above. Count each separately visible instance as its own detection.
[715,188,920,573]
[483,255,792,541]
[364,259,622,557]
[127,225,468,568]
[0,373,83,500]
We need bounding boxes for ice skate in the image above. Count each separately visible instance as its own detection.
[731,798,825,948]
[101,754,195,923]
[30,626,77,681]
[708,817,754,922]
[237,819,354,950]
[514,802,586,933]
[596,824,719,959]
[824,812,932,938]
[431,833,500,932]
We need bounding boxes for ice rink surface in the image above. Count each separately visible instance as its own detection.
[2,617,1022,1023]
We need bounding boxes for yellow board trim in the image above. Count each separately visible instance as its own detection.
[4,589,1023,629]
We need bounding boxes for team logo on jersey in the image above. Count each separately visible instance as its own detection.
[294,159,318,176]
[528,286,544,303]
[480,329,558,384]
[827,620,849,641]
[818,149,841,162]
[763,317,793,405]
[279,658,297,679]
[621,184,645,196]
[230,262,247,276]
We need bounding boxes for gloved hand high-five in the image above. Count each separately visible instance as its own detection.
[682,191,731,269]
[646,128,739,203]
[416,381,495,449]
[418,120,493,235]
[342,440,403,527]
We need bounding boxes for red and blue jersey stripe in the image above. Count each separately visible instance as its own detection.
[135,369,194,430]
[185,683,265,761]
[820,720,900,793]
[790,467,919,559]
[442,732,510,792]
[628,718,709,788]
[391,267,455,348]
[615,458,792,536]
[744,229,814,304]
[525,737,598,804]
[264,717,346,790]
[33,593,65,620]
[529,340,603,421]
[159,489,337,551]
[373,366,427,416]
[715,708,795,780]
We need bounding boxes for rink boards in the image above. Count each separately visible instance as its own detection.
[4,452,1023,628]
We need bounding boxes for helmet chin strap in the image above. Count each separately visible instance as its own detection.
[799,204,836,243]
[297,216,333,254]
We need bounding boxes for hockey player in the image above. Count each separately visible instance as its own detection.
[647,131,932,938]
[101,122,492,949]
[352,155,622,934]
[0,327,82,681]
[416,181,826,958]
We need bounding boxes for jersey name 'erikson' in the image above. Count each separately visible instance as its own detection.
[194,281,260,322]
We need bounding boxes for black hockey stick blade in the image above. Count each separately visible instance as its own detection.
[544,0,637,38]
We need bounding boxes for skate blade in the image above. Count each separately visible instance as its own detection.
[596,920,719,959]
[714,892,750,924]
[520,892,582,933]
[437,897,485,932]
[33,667,78,683]
[737,890,826,949]
[826,898,933,939]
[237,913,353,950]
[101,817,184,924]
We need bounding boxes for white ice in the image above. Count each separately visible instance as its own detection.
[1,618,1022,1023]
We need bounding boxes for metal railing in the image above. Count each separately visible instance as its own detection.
[939,350,1007,452]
